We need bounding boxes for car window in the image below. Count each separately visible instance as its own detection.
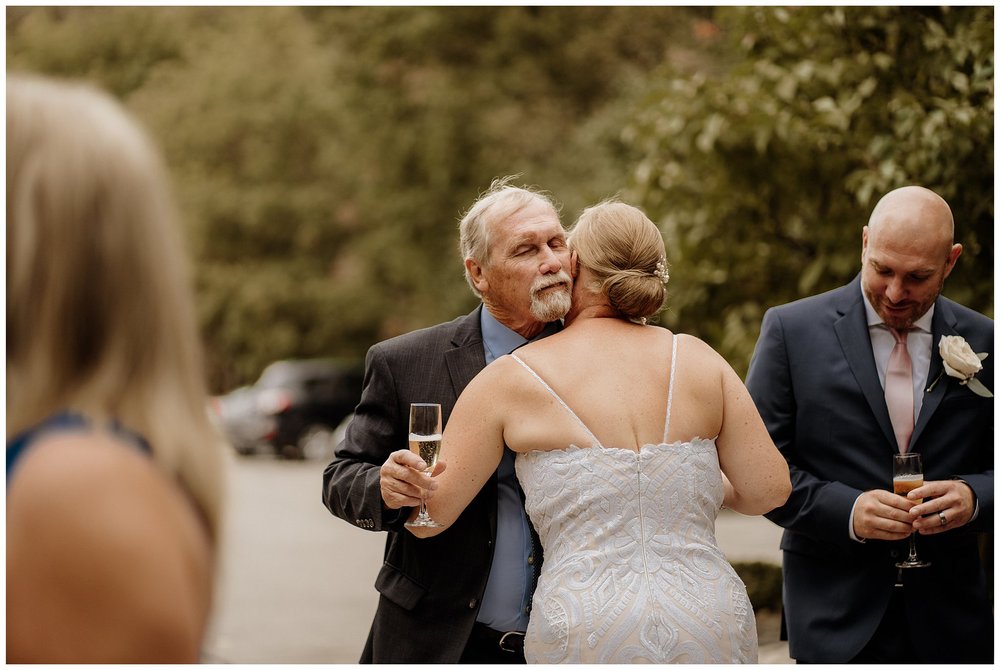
[257,363,296,388]
[257,360,361,391]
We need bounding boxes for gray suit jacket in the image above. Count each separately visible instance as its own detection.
[322,307,501,663]
[746,275,993,663]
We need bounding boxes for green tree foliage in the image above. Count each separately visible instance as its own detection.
[6,7,185,97]
[125,8,364,388]
[8,6,699,389]
[302,6,702,335]
[8,7,991,388]
[625,6,993,375]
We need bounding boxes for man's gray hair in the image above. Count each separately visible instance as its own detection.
[458,176,560,297]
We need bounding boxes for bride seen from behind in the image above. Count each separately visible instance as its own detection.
[409,200,791,663]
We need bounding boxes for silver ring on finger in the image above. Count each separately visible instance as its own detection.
[938,511,947,526]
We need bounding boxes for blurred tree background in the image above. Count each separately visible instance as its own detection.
[8,6,993,390]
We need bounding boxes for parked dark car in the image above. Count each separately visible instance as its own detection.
[213,358,363,459]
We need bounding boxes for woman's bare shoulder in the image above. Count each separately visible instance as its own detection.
[7,431,212,662]
[473,352,538,388]
[9,430,206,536]
[673,332,727,366]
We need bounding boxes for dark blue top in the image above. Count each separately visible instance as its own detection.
[7,411,151,488]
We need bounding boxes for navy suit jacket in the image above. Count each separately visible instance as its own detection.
[746,276,993,663]
[322,307,499,663]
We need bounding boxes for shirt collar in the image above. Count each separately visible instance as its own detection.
[862,289,934,333]
[480,306,562,363]
[481,307,530,363]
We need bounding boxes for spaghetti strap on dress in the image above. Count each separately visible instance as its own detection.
[509,354,604,448]
[512,333,681,450]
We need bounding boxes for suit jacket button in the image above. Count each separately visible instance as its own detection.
[468,599,477,609]
[890,550,900,559]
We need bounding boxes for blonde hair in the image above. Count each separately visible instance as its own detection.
[568,201,668,322]
[458,175,560,297]
[6,73,224,540]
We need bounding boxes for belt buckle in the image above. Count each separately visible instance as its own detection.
[498,630,525,653]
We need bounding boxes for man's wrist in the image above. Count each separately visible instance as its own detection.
[951,477,980,522]
[849,494,866,543]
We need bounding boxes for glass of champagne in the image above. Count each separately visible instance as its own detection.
[404,403,443,528]
[893,453,930,569]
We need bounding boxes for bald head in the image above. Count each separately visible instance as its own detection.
[861,186,962,330]
[867,185,955,251]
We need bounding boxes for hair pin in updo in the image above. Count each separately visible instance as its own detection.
[654,258,669,285]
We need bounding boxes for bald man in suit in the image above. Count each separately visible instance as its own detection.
[746,186,992,663]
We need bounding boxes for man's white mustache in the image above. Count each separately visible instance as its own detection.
[532,271,572,296]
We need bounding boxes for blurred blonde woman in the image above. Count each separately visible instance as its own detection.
[409,201,790,663]
[6,73,225,662]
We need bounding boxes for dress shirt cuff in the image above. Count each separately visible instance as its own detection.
[849,495,866,543]
[951,477,980,522]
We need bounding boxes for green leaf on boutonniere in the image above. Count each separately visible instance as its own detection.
[965,377,993,398]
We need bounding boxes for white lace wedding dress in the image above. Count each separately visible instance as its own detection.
[511,339,758,664]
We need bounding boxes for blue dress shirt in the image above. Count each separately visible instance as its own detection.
[475,307,557,632]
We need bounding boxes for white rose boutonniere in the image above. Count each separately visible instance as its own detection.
[926,335,993,397]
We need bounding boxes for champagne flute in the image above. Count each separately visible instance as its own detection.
[404,403,443,528]
[893,453,930,569]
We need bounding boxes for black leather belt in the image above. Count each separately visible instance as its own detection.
[471,622,526,655]
[499,631,526,653]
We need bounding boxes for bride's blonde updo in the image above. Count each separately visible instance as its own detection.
[568,201,669,322]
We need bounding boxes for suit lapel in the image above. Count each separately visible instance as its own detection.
[911,299,959,446]
[443,306,487,408]
[441,305,497,536]
[832,277,898,450]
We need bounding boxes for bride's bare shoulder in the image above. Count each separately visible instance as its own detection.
[464,353,536,399]
[672,332,733,379]
[672,331,717,354]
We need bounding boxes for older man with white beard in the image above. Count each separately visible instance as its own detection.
[322,177,573,664]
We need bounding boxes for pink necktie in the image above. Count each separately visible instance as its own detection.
[885,328,914,453]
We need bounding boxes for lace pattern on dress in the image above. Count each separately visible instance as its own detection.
[511,335,757,663]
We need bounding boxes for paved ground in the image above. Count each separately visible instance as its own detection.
[203,454,791,663]
[202,454,383,663]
